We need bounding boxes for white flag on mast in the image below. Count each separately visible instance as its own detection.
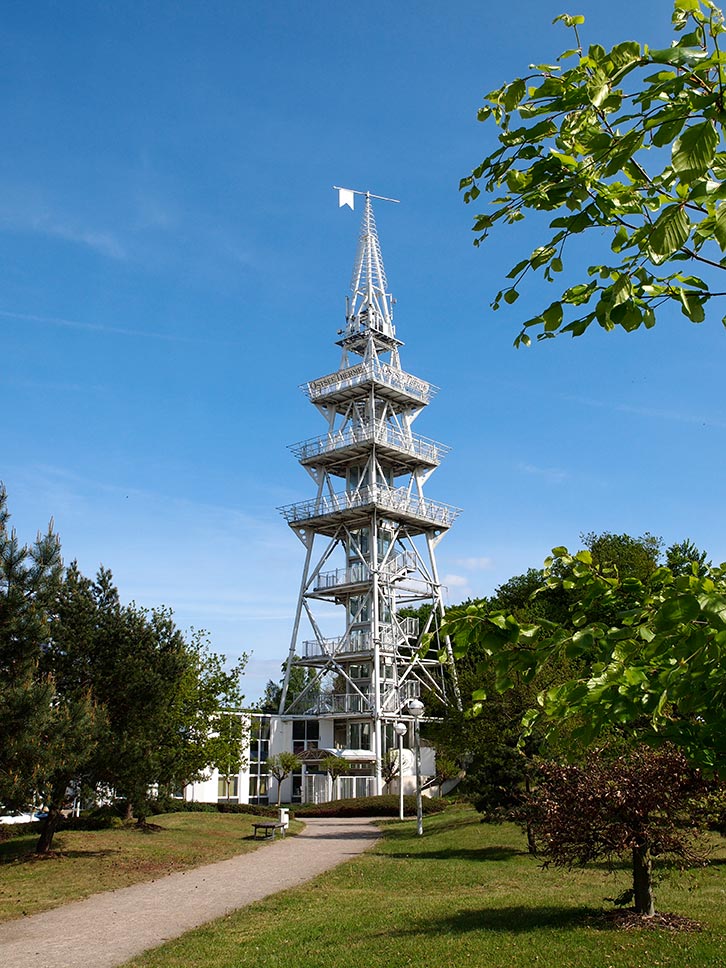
[338,188,355,210]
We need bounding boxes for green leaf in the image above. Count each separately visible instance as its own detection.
[679,289,706,322]
[714,205,726,251]
[647,205,690,262]
[503,78,526,112]
[672,122,719,182]
[652,116,687,148]
[655,594,701,628]
[543,302,563,331]
[506,258,530,280]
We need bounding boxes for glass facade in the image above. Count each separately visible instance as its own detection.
[248,715,271,805]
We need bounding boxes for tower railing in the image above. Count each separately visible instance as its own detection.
[312,551,418,592]
[301,630,398,659]
[302,682,422,715]
[279,485,460,529]
[289,423,449,466]
[381,679,421,711]
[303,359,438,405]
[397,616,420,638]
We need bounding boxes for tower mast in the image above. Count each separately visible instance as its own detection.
[278,193,461,796]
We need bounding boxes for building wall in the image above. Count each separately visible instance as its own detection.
[181,712,436,806]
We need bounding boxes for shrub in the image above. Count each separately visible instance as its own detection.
[294,795,448,817]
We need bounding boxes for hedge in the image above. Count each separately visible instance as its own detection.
[293,794,448,817]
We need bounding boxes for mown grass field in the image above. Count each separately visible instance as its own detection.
[123,807,726,968]
[0,812,300,922]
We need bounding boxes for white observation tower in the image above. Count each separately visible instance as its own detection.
[278,192,461,795]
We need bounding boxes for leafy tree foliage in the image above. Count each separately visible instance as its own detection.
[0,486,245,849]
[665,537,711,576]
[0,485,64,811]
[53,568,245,825]
[319,755,352,781]
[581,531,662,582]
[427,579,575,836]
[445,545,726,772]
[522,746,708,915]
[266,752,301,806]
[462,1,726,344]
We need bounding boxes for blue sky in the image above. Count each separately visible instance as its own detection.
[4,0,725,701]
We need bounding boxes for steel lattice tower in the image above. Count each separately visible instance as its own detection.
[278,194,461,794]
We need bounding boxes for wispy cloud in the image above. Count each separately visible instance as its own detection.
[0,309,240,346]
[518,462,569,484]
[454,556,494,571]
[441,573,473,603]
[0,197,126,259]
[563,393,726,430]
[43,220,126,259]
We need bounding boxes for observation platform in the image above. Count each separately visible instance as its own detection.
[278,485,461,536]
[309,552,418,599]
[286,683,421,717]
[304,360,437,410]
[289,424,449,474]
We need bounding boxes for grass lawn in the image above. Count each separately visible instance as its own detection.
[122,807,726,968]
[0,812,301,922]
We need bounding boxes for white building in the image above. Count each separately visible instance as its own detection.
[184,711,437,807]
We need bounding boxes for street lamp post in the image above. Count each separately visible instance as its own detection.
[394,721,407,820]
[407,699,425,836]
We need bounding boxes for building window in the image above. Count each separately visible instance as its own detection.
[348,595,370,625]
[349,721,371,750]
[292,718,319,755]
[249,775,269,803]
[349,662,371,680]
[380,657,395,680]
[248,714,272,805]
[218,775,239,801]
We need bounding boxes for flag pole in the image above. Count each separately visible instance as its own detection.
[333,186,400,204]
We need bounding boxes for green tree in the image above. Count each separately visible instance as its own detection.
[0,495,107,852]
[665,537,711,576]
[581,531,662,582]
[0,485,63,812]
[444,547,726,772]
[44,564,245,832]
[266,752,302,806]
[461,1,726,345]
[319,755,352,800]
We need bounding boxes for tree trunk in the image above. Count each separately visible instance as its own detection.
[35,806,63,854]
[124,801,133,821]
[525,773,537,856]
[632,843,655,916]
[526,821,538,857]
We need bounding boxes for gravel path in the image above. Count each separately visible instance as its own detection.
[0,817,380,968]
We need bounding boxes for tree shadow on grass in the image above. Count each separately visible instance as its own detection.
[0,842,118,864]
[385,846,528,862]
[382,814,480,838]
[394,904,600,936]
[297,828,383,842]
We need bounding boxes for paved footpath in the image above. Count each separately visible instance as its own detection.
[0,817,380,968]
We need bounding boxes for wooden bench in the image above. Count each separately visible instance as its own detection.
[252,821,286,840]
